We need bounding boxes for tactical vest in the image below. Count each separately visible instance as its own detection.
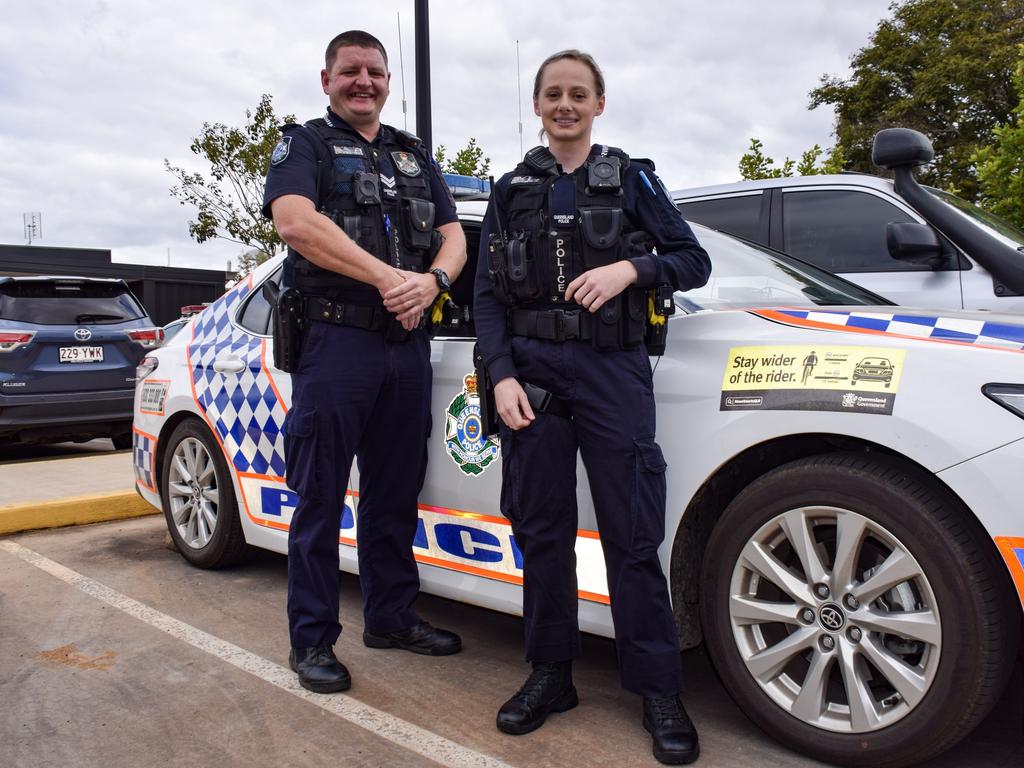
[488,146,652,349]
[286,116,439,298]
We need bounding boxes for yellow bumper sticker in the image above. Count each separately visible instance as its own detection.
[721,346,905,415]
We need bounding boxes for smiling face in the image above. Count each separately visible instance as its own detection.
[321,45,390,132]
[533,58,605,147]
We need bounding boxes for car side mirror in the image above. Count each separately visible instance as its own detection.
[886,222,943,264]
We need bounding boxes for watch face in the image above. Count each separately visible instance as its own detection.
[432,269,450,291]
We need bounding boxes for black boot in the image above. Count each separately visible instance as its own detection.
[496,661,578,735]
[643,695,699,764]
[363,621,462,656]
[289,642,352,694]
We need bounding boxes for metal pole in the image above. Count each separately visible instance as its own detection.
[414,0,431,153]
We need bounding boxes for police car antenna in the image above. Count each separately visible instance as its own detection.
[397,12,408,130]
[516,40,524,156]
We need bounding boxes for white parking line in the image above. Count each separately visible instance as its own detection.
[0,540,515,768]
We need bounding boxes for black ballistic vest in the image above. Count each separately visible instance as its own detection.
[490,146,652,348]
[286,117,439,300]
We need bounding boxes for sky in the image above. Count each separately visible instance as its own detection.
[0,0,895,271]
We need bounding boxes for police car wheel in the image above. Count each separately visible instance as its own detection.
[700,452,1018,768]
[160,418,248,569]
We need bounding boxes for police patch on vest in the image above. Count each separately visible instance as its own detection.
[445,373,500,477]
[391,151,421,177]
[270,136,292,165]
[510,175,542,185]
[333,145,364,157]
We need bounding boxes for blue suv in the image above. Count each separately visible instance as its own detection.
[0,276,163,447]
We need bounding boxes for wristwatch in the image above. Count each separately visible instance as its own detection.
[429,267,451,294]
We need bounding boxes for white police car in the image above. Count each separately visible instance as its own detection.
[133,202,1024,767]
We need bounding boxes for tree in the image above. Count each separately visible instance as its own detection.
[165,94,294,273]
[738,138,846,180]
[810,0,1024,200]
[975,46,1024,230]
[434,138,491,178]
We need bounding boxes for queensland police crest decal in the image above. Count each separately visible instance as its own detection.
[391,151,421,176]
[445,373,500,476]
[271,136,292,165]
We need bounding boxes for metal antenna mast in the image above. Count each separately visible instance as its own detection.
[23,212,42,245]
[516,40,524,156]
[397,11,408,130]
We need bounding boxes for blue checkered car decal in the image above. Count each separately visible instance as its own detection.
[133,431,155,490]
[769,309,1024,351]
[187,279,288,477]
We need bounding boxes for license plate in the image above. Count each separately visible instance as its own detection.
[59,346,104,363]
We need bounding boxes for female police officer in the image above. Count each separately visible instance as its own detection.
[473,50,710,765]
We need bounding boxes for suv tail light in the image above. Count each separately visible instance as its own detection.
[0,331,35,351]
[125,327,165,349]
[179,304,209,317]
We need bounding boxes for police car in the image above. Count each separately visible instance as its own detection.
[132,202,1024,768]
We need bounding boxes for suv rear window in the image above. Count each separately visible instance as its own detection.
[678,193,763,242]
[0,280,146,324]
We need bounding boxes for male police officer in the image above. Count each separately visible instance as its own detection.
[262,30,467,693]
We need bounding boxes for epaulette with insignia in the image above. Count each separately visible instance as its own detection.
[396,130,422,150]
[524,146,558,176]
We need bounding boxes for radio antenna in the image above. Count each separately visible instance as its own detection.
[397,12,408,130]
[516,40,524,156]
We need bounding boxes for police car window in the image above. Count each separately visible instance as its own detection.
[678,225,885,311]
[237,268,282,335]
[782,189,945,273]
[678,194,763,243]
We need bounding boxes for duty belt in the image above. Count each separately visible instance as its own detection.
[305,297,389,332]
[508,308,593,342]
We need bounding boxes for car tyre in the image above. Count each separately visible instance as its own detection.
[111,433,133,450]
[700,452,1017,768]
[160,418,248,569]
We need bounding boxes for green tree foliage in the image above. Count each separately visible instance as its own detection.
[738,138,846,180]
[975,47,1024,230]
[165,94,295,273]
[434,138,491,178]
[810,0,1024,200]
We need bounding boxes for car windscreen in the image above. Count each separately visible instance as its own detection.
[677,225,889,312]
[0,280,147,324]
[926,187,1024,252]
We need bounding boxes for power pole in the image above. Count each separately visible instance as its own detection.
[414,0,431,154]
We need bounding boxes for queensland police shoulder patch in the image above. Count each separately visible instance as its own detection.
[270,136,292,165]
[445,373,500,476]
[392,151,421,177]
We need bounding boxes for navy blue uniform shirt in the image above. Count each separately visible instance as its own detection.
[474,146,711,384]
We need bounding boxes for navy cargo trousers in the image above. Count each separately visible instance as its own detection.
[283,320,431,649]
[499,336,684,698]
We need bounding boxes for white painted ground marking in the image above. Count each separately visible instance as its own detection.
[0,540,515,768]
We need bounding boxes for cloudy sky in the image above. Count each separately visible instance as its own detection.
[0,0,894,271]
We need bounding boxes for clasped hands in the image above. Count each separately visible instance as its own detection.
[379,269,438,330]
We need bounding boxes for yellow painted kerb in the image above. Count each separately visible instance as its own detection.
[0,491,158,535]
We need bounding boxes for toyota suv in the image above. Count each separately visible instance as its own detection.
[675,128,1024,312]
[0,276,163,447]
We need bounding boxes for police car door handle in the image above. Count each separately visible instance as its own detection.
[213,356,245,374]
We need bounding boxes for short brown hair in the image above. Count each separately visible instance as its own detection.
[533,49,605,99]
[325,30,389,71]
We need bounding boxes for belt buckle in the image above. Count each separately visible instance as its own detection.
[557,310,580,341]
